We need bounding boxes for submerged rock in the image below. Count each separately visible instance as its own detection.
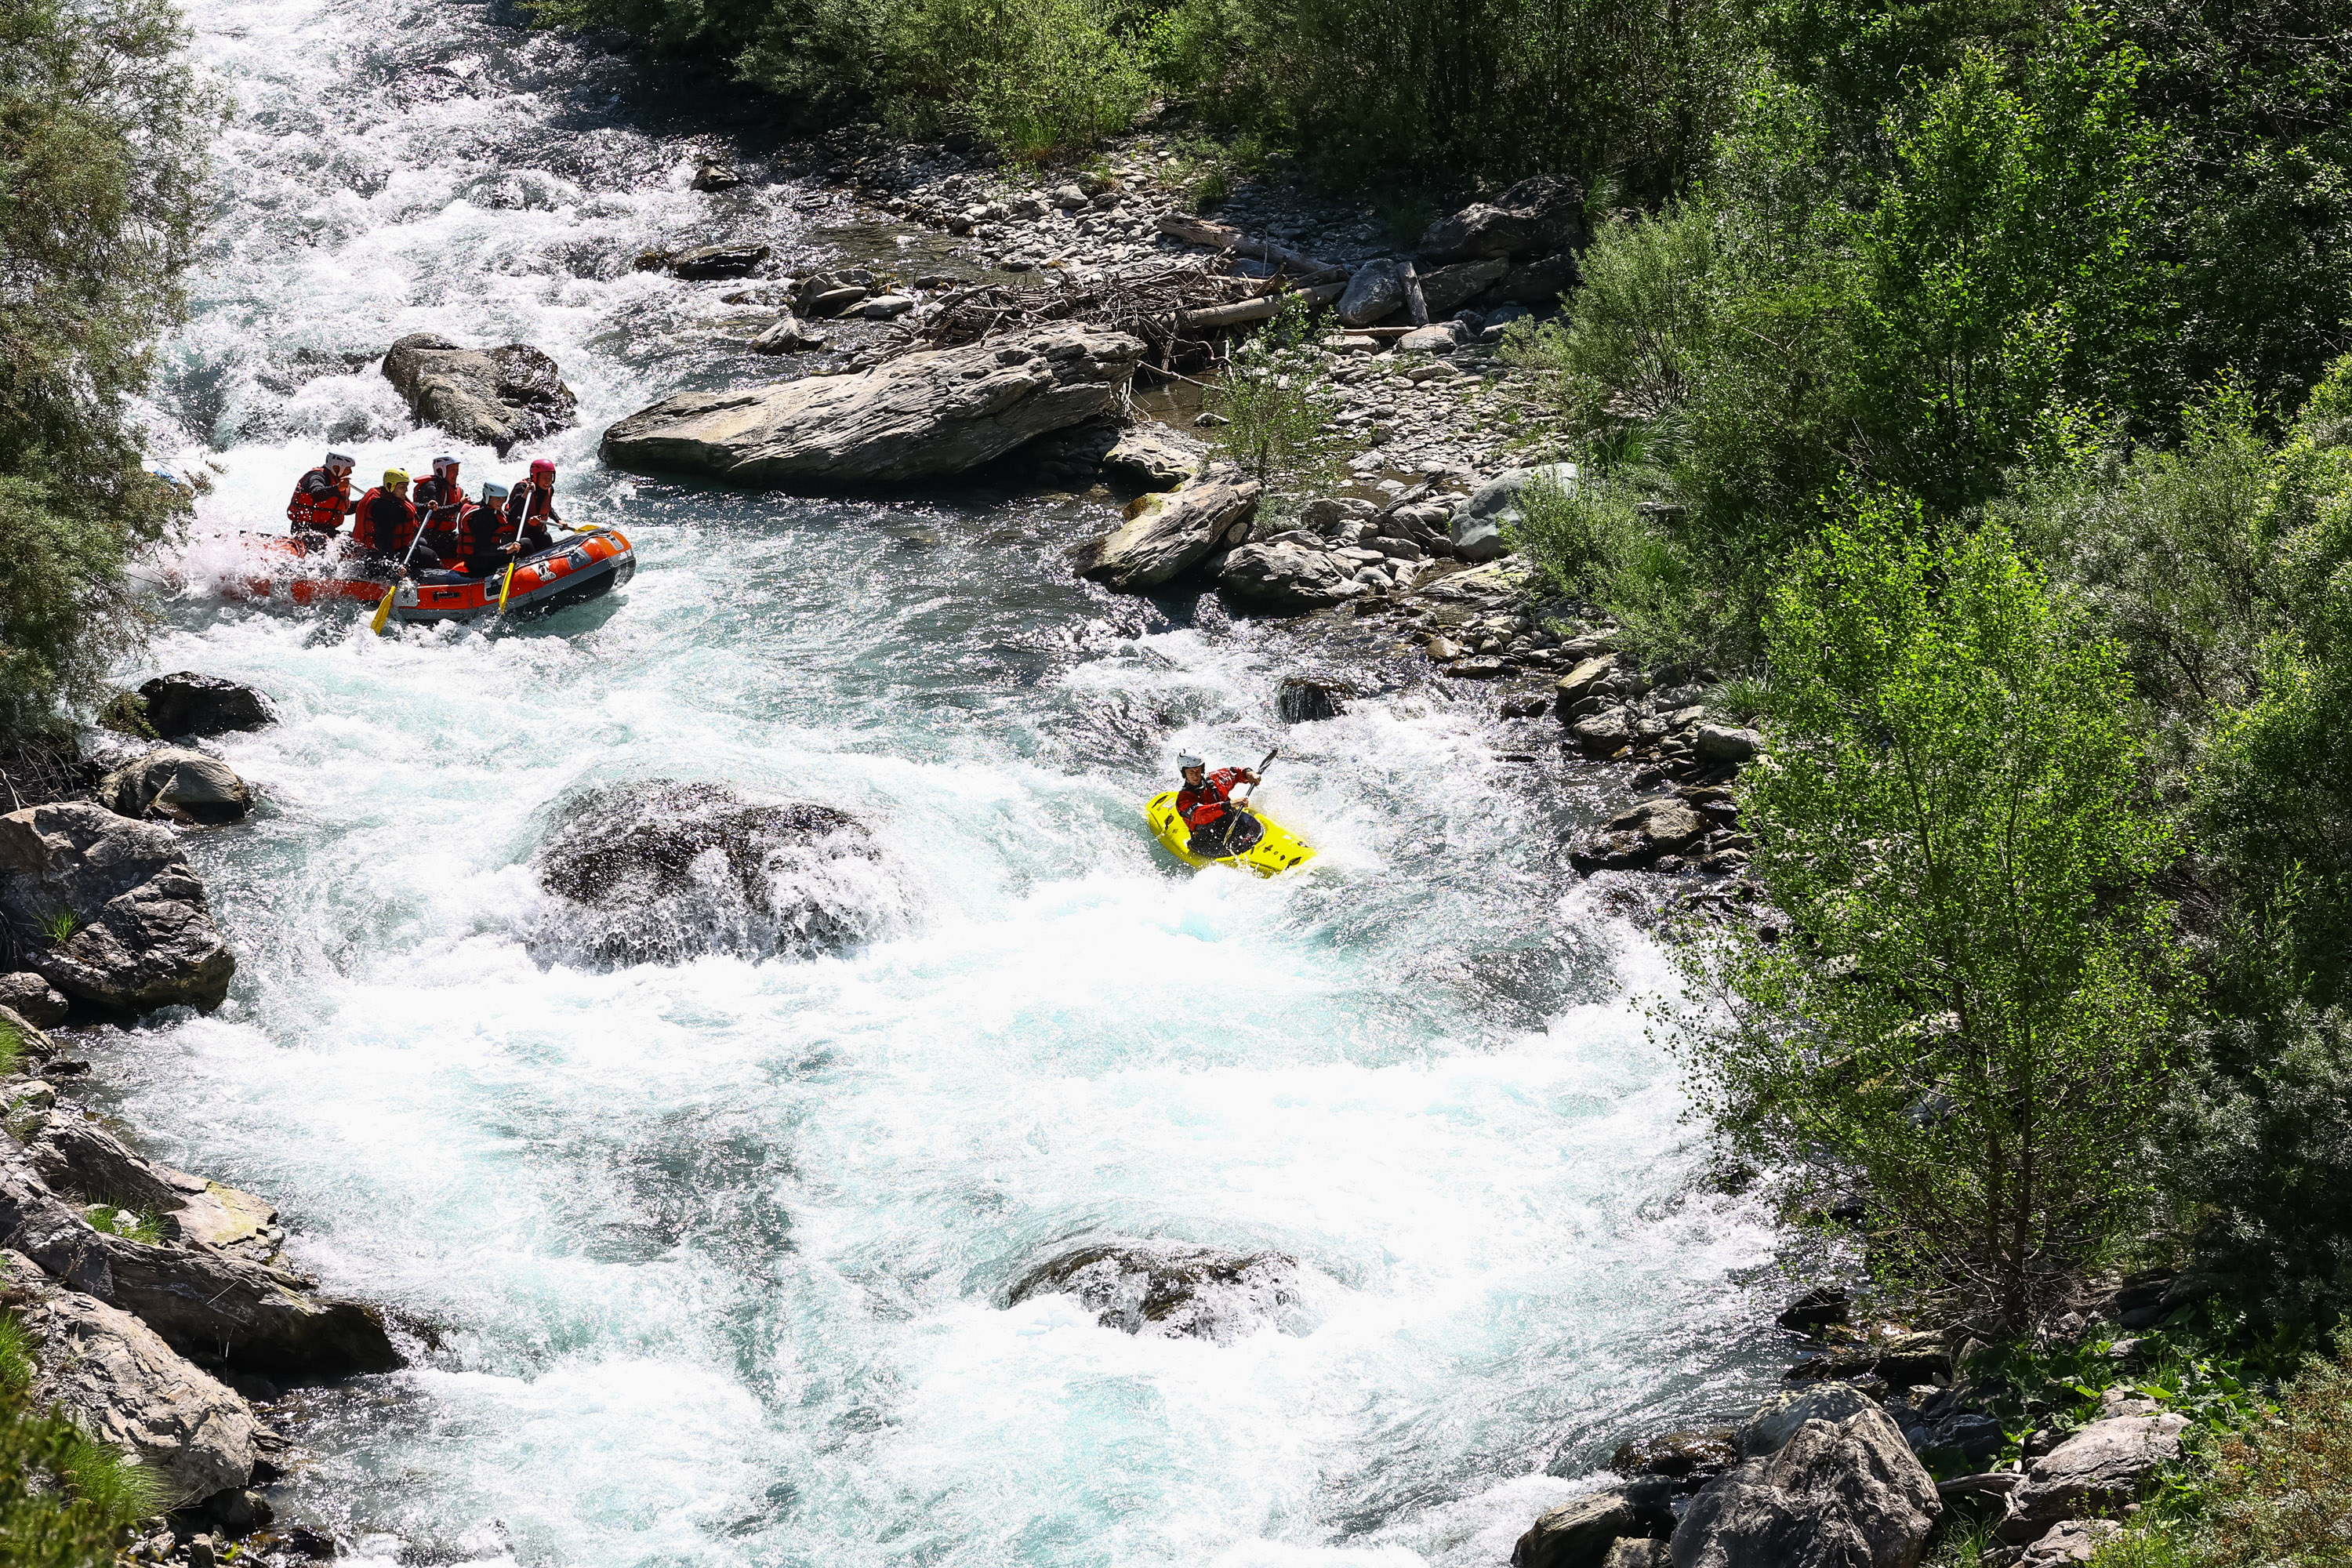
[1007,1240,1306,1341]
[1276,675,1351,724]
[381,332,579,455]
[600,326,1145,489]
[0,803,235,1012]
[534,780,906,966]
[137,673,272,738]
[96,748,252,826]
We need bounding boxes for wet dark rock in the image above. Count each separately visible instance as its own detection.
[137,674,272,739]
[0,803,235,1012]
[1007,1240,1304,1341]
[666,241,773,279]
[1513,1480,1674,1568]
[0,972,69,1028]
[96,749,252,827]
[1570,797,1710,872]
[1612,1429,1737,1493]
[1777,1286,1851,1337]
[1786,1331,1951,1388]
[691,161,745,191]
[1276,676,1351,724]
[602,326,1144,488]
[534,780,898,966]
[381,333,578,455]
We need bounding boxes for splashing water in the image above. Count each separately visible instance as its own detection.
[89,0,1789,1562]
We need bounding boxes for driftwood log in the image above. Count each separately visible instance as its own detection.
[1178,281,1348,332]
[1154,215,1344,281]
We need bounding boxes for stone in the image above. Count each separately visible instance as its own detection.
[1007,1241,1304,1342]
[1571,797,1710,871]
[0,803,235,1012]
[136,674,270,738]
[0,974,68,1028]
[27,1117,186,1215]
[750,316,826,354]
[1787,1332,1951,1387]
[1454,463,1578,562]
[1216,542,1366,613]
[1605,1544,1672,1568]
[1739,1384,1879,1458]
[1276,677,1350,724]
[1338,260,1404,327]
[1675,1410,1938,1568]
[1052,183,1087,209]
[859,293,916,320]
[1419,175,1590,265]
[1418,257,1511,314]
[0,1250,258,1505]
[1298,496,1377,536]
[2020,1519,2125,1566]
[1513,1483,1674,1568]
[1100,425,1200,492]
[1997,1413,2188,1541]
[1496,252,1581,307]
[690,160,744,191]
[1567,707,1636,758]
[95,749,251,827]
[1069,474,1262,591]
[601,327,1145,489]
[1613,1430,1737,1492]
[1693,725,1762,764]
[0,1140,398,1377]
[670,241,771,279]
[1397,325,1461,353]
[535,780,894,967]
[381,334,577,456]
[1777,1287,1850,1336]
[1554,655,1618,709]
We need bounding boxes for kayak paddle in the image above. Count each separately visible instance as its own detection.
[369,514,435,635]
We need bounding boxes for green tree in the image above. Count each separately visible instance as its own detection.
[1209,298,1341,496]
[1672,499,2187,1327]
[0,0,220,736]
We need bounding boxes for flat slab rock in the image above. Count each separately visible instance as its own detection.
[601,327,1145,489]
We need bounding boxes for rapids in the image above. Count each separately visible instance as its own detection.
[93,0,1787,1560]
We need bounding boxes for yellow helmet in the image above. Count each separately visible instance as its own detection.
[384,467,409,486]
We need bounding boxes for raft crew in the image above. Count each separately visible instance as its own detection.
[285,450,356,551]
[1175,754,1265,858]
[285,455,572,578]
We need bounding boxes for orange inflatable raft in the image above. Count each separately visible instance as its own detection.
[225,527,637,624]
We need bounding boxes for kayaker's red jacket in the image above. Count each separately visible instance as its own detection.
[1178,769,1247,829]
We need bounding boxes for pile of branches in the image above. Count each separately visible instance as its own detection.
[0,734,96,814]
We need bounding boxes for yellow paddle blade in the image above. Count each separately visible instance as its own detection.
[496,558,517,615]
[369,583,397,635]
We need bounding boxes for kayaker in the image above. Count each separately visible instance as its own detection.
[1175,754,1265,858]
[285,450,356,550]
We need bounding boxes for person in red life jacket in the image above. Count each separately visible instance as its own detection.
[454,481,514,575]
[410,454,465,558]
[1174,753,1265,858]
[285,450,356,551]
[348,468,441,573]
[501,457,561,557]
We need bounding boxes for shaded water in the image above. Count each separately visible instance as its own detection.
[98,0,1787,1561]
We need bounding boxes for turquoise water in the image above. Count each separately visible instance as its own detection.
[96,1,1784,1561]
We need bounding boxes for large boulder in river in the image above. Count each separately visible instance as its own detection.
[1418,174,1589,265]
[0,804,234,1012]
[600,326,1145,489]
[1514,1482,1675,1568]
[1,1250,259,1506]
[1672,1408,1939,1568]
[1068,472,1261,591]
[137,673,271,738]
[96,749,252,826]
[381,332,579,456]
[1007,1240,1305,1342]
[534,780,907,966]
[1216,540,1365,612]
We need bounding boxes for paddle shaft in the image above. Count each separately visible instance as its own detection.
[369,502,436,633]
[1231,748,1279,808]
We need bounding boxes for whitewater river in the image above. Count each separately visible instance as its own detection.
[89,0,1784,1561]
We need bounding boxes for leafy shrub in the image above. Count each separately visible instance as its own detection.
[1209,299,1341,496]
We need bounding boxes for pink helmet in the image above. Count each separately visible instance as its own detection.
[529,459,556,478]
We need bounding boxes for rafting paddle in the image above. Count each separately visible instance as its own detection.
[368,513,436,635]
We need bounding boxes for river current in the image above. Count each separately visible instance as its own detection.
[91,0,1784,1561]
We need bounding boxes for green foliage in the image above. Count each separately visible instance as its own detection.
[0,0,218,735]
[1671,506,2189,1326]
[78,1205,162,1244]
[39,914,77,947]
[0,1312,156,1565]
[91,691,152,739]
[0,1019,21,1076]
[1208,299,1341,495]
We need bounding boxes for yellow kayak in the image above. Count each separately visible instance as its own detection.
[1145,792,1318,877]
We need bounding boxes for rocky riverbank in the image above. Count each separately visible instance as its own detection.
[1,677,405,1568]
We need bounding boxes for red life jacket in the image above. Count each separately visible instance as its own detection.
[286,467,350,532]
[412,474,464,526]
[350,488,419,554]
[1177,770,1244,829]
[456,503,506,560]
[505,482,557,530]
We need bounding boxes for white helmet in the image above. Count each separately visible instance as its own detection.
[1177,754,1203,771]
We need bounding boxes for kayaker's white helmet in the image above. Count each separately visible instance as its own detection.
[1177,754,1203,771]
